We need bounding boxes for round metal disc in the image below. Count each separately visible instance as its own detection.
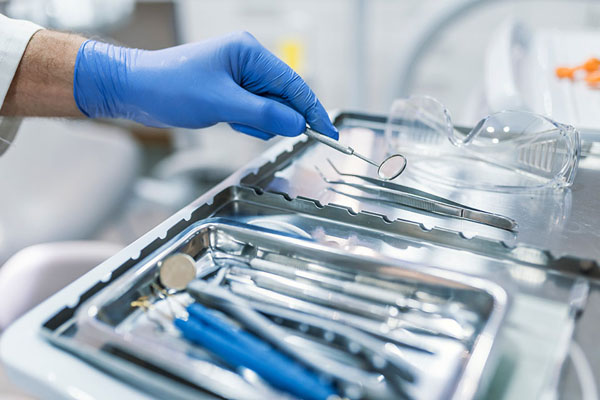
[377,154,407,180]
[159,253,197,290]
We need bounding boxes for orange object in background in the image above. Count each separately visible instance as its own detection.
[556,66,575,79]
[585,70,600,88]
[582,57,600,72]
[556,57,600,87]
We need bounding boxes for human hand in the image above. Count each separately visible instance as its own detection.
[73,31,338,140]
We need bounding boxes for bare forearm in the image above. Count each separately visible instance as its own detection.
[0,30,85,117]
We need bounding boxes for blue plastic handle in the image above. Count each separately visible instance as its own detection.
[175,304,337,400]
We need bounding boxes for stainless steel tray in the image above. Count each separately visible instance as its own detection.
[45,218,508,400]
[240,112,599,277]
[41,183,587,328]
[38,111,595,400]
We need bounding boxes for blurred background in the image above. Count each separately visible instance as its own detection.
[1,0,600,397]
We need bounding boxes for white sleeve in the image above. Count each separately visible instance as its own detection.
[0,13,43,156]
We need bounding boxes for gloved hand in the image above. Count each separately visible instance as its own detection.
[73,31,338,140]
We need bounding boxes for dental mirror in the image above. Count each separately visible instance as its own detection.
[159,253,197,290]
[377,154,407,180]
[304,127,407,181]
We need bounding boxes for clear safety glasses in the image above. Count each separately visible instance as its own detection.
[385,96,581,192]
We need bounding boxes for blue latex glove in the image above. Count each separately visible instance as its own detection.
[73,31,338,141]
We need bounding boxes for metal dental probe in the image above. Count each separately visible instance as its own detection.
[304,127,408,180]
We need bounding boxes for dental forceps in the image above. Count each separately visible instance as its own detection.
[316,159,517,231]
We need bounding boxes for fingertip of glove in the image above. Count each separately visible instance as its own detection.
[329,126,340,141]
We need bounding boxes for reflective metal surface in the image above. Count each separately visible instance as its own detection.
[45,220,507,400]
[39,184,582,399]
[318,159,516,231]
[253,115,600,264]
[4,111,596,400]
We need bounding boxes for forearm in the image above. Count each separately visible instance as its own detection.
[0,30,85,117]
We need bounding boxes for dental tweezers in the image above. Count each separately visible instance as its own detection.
[317,159,517,231]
